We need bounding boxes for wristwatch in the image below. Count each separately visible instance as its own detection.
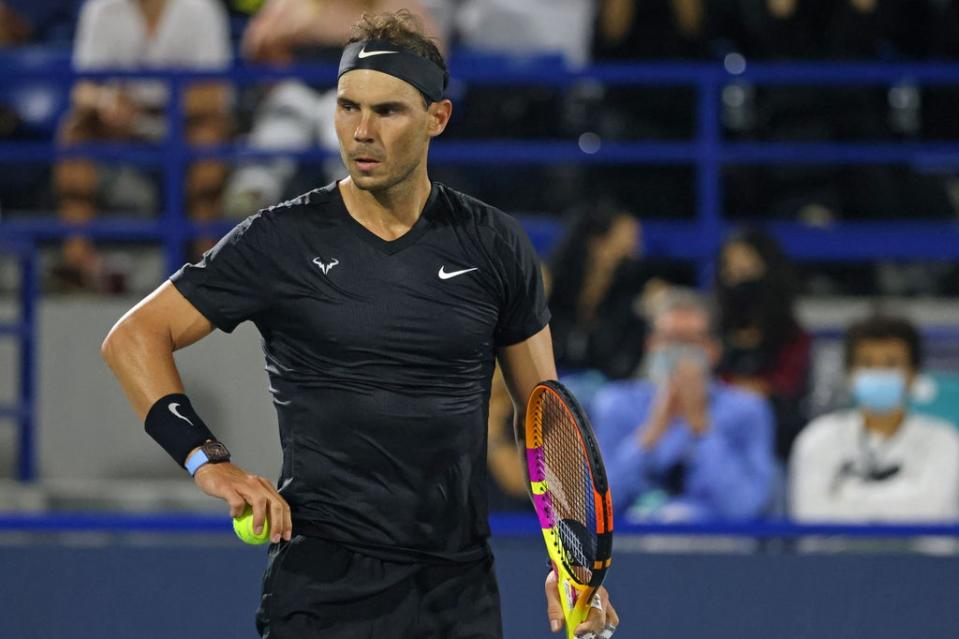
[184,441,231,476]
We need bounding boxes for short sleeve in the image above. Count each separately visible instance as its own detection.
[73,0,119,69]
[185,0,232,69]
[492,214,551,346]
[170,213,276,333]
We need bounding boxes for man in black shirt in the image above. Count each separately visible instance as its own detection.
[102,9,618,639]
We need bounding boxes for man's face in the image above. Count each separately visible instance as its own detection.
[334,70,449,193]
[645,307,718,382]
[649,308,713,354]
[850,339,914,381]
[848,338,915,415]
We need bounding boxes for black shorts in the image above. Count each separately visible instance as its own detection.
[255,535,502,638]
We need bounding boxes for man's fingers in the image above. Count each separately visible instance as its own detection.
[267,494,284,543]
[605,599,620,628]
[225,491,246,519]
[236,482,270,534]
[574,589,615,638]
[573,599,606,637]
[543,571,564,633]
[255,477,293,541]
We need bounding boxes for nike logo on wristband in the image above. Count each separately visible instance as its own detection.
[168,403,194,427]
[358,47,398,58]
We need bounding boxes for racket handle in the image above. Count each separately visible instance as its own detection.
[560,578,592,639]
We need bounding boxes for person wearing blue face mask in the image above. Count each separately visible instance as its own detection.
[790,316,959,523]
[591,288,776,523]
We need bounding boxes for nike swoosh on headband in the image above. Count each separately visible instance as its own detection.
[358,47,398,58]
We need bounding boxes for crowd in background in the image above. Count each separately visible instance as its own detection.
[1,0,959,523]
[486,223,959,524]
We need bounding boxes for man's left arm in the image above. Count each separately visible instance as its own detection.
[498,327,620,637]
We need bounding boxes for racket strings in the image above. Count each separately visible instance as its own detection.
[539,393,596,584]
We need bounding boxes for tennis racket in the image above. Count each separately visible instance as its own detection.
[525,380,614,639]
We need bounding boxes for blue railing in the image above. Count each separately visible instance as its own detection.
[3,59,959,270]
[4,57,959,483]
[0,241,37,482]
[1,511,958,539]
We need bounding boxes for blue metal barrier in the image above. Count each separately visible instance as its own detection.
[1,511,958,538]
[3,60,959,271]
[0,240,36,482]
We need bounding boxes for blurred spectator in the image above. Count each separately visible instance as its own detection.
[548,207,645,381]
[0,0,79,45]
[53,0,233,292]
[715,228,810,460]
[456,0,594,66]
[717,1,953,235]
[0,2,79,215]
[222,0,443,217]
[0,2,33,45]
[790,315,959,522]
[593,0,710,60]
[593,288,775,523]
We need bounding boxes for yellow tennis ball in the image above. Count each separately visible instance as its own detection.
[233,506,270,545]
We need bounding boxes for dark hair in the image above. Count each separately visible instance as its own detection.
[348,10,447,80]
[715,227,800,346]
[844,315,922,370]
[548,205,631,312]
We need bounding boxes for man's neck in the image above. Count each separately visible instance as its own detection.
[339,172,432,241]
[137,0,167,33]
[862,408,906,439]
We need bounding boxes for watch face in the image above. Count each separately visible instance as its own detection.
[203,442,231,462]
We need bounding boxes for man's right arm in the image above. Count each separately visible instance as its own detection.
[101,281,292,542]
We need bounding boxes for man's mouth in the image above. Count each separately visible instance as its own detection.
[353,157,382,171]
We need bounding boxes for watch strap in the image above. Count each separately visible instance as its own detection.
[185,448,210,476]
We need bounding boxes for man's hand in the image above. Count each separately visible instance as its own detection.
[638,380,678,450]
[673,357,709,435]
[242,0,325,64]
[545,570,620,637]
[97,88,139,135]
[194,462,293,543]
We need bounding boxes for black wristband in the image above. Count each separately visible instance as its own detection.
[144,393,217,466]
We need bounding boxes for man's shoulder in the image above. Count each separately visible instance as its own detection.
[435,183,524,239]
[907,413,959,447]
[254,184,338,222]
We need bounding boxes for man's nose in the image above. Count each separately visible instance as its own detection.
[354,112,374,142]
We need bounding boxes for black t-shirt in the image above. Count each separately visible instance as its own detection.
[171,181,549,563]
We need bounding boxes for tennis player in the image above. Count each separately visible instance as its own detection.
[102,10,618,638]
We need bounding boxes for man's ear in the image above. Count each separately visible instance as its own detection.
[427,99,453,138]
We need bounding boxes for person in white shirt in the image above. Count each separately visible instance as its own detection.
[790,315,959,522]
[54,0,232,291]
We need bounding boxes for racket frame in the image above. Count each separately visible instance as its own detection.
[525,380,613,638]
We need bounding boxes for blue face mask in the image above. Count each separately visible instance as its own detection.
[646,345,708,385]
[851,369,908,414]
